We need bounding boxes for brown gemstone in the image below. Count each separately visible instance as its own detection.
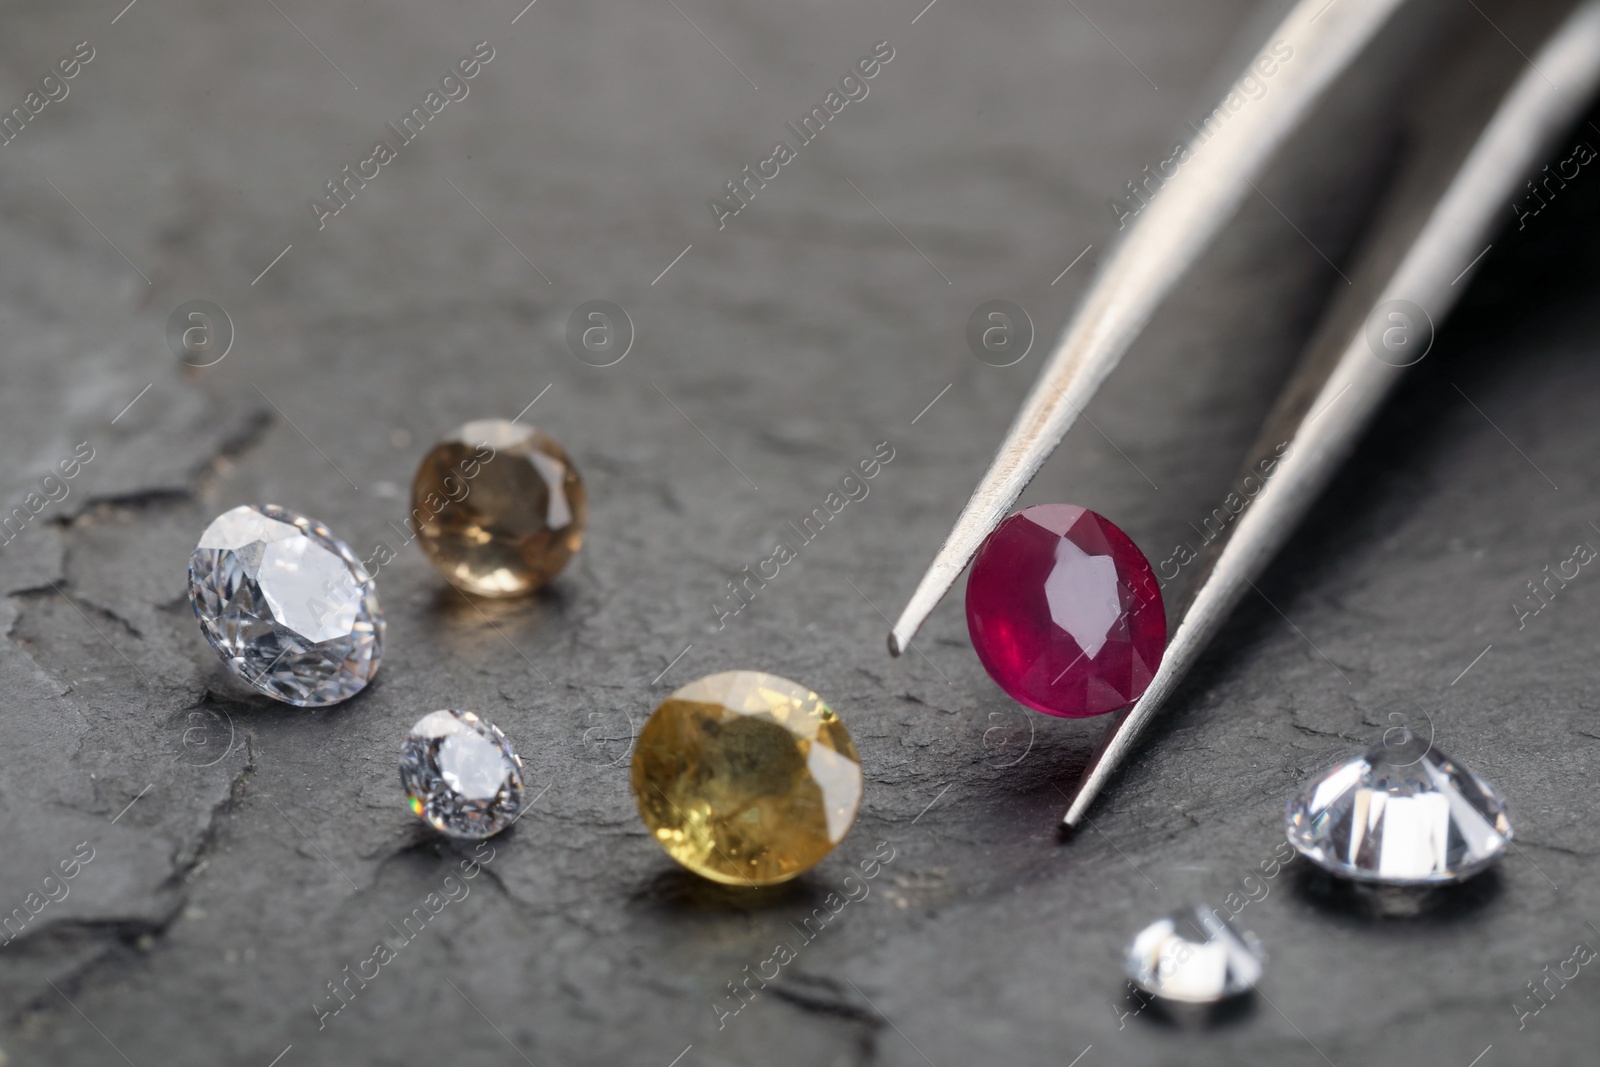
[411,419,586,596]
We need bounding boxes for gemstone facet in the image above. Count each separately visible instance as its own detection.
[188,504,383,706]
[1125,905,1264,1003]
[1285,732,1513,885]
[412,418,586,597]
[631,671,862,886]
[965,504,1166,718]
[400,710,525,839]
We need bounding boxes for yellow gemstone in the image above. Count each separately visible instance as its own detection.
[631,671,863,886]
[411,419,586,596]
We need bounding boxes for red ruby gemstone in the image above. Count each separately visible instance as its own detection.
[965,504,1166,718]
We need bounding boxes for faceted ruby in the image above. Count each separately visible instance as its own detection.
[965,505,1166,718]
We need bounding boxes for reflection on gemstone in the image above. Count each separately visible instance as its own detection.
[1125,905,1264,1003]
[1043,536,1122,658]
[412,418,586,597]
[188,504,383,706]
[966,504,1166,718]
[400,709,524,839]
[631,671,862,886]
[1285,732,1512,885]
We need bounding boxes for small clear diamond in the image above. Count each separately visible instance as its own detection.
[1285,732,1512,885]
[1125,905,1264,1003]
[188,505,383,706]
[400,710,524,839]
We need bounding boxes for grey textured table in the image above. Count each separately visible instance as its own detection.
[2,0,1599,1064]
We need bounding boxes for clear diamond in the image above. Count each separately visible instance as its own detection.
[1285,732,1512,885]
[400,710,524,839]
[1124,905,1264,1003]
[188,505,383,706]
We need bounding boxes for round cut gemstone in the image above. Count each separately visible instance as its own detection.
[1125,905,1264,1003]
[965,504,1166,718]
[400,710,525,839]
[1286,732,1513,885]
[631,671,862,887]
[188,504,383,706]
[412,418,586,597]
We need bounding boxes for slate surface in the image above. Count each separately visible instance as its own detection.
[2,0,1599,1064]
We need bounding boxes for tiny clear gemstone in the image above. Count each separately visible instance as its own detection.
[412,419,586,597]
[631,671,862,886]
[1286,732,1513,885]
[400,710,524,839]
[965,505,1166,718]
[1125,905,1264,1003]
[188,504,383,706]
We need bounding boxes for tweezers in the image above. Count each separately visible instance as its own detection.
[887,0,1600,826]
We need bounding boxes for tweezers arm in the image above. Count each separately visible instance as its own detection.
[888,0,1411,656]
[1064,0,1600,826]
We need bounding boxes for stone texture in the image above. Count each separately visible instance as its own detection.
[1,1,1599,1065]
